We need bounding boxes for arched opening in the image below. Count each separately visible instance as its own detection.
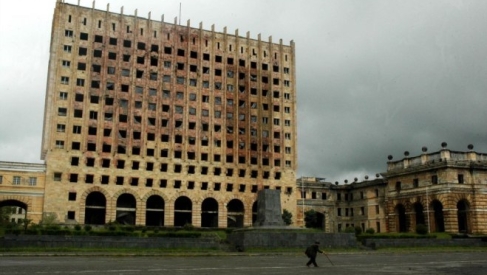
[431,200,445,232]
[0,200,27,224]
[174,196,192,227]
[395,204,407,232]
[146,195,164,226]
[413,202,425,228]
[227,199,244,228]
[457,199,470,233]
[201,198,218,228]
[116,193,136,225]
[84,192,106,225]
[316,212,325,230]
[251,201,258,225]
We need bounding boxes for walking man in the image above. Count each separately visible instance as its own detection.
[305,241,324,267]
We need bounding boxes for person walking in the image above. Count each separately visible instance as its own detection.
[305,241,324,267]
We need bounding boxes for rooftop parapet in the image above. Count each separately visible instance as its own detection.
[386,143,487,172]
[0,161,46,172]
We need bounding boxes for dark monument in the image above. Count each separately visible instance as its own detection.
[254,189,285,227]
[227,189,356,251]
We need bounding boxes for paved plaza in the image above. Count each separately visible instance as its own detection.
[0,252,486,275]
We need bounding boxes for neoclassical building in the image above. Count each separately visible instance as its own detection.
[297,144,487,234]
[383,144,487,234]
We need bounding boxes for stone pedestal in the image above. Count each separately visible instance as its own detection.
[255,189,285,227]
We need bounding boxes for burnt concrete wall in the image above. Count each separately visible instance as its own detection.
[0,235,220,249]
[227,230,357,251]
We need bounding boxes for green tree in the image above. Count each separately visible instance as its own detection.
[0,206,15,225]
[304,210,318,228]
[282,209,293,225]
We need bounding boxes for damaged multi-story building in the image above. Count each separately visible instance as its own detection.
[37,0,298,227]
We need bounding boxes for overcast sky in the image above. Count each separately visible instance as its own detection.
[1,0,486,183]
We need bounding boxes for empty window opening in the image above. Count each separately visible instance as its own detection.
[137,42,146,50]
[108,52,116,59]
[251,185,258,193]
[160,179,167,188]
[137,56,144,64]
[251,170,258,178]
[239,169,245,177]
[201,182,208,190]
[93,49,102,57]
[86,158,95,167]
[116,176,124,185]
[79,47,87,56]
[71,157,79,166]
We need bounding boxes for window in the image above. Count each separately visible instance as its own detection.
[68,192,76,201]
[57,124,66,132]
[13,176,21,185]
[95,35,103,43]
[53,173,62,181]
[458,174,464,184]
[413,178,419,188]
[59,92,67,100]
[55,140,64,149]
[395,181,401,191]
[64,45,72,53]
[432,175,438,184]
[65,30,73,37]
[60,76,69,85]
[28,177,37,186]
[78,47,87,56]
[62,60,70,67]
[76,78,85,87]
[0,175,2,184]
[73,125,81,134]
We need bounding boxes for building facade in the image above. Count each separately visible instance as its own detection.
[383,145,487,234]
[298,145,487,234]
[296,177,387,233]
[39,0,298,227]
[0,162,46,224]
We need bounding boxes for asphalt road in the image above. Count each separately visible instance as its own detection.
[0,252,486,275]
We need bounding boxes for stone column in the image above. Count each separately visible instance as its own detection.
[165,201,174,227]
[218,202,227,228]
[192,203,201,228]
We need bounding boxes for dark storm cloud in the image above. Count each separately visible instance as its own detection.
[0,0,486,183]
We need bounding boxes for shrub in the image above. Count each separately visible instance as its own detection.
[282,209,293,225]
[365,228,375,234]
[354,226,362,236]
[183,223,194,231]
[416,224,428,235]
[74,225,82,231]
[84,225,92,232]
[344,226,355,233]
